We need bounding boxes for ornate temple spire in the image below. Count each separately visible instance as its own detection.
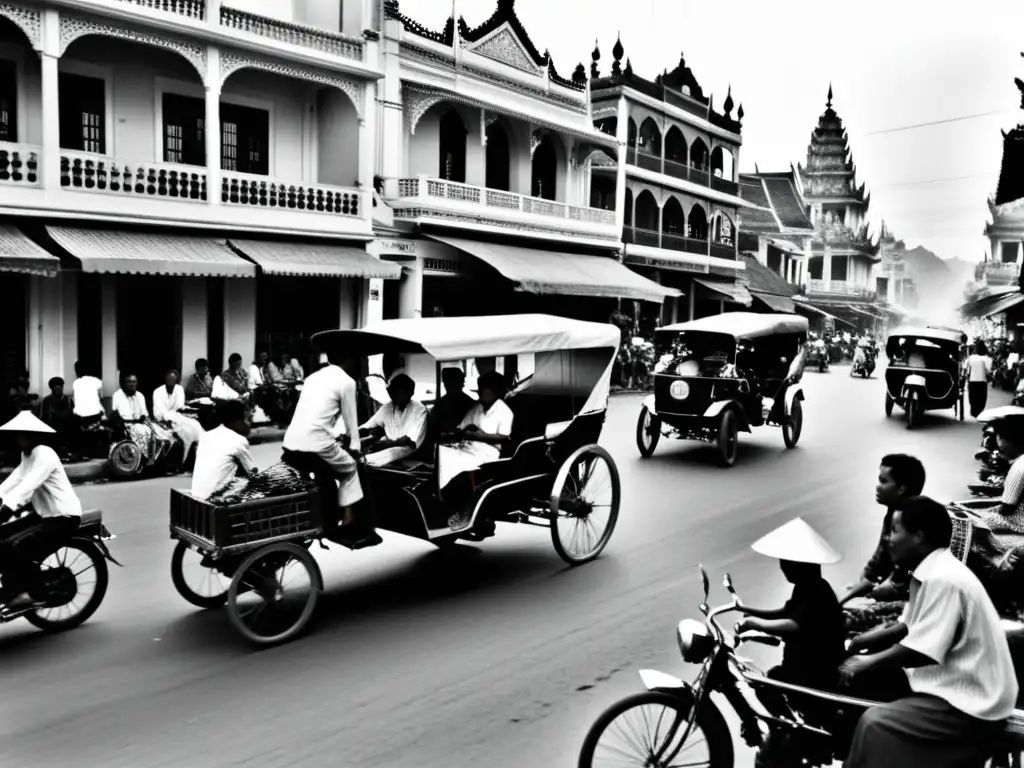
[624,58,633,77]
[827,83,833,108]
[723,84,734,116]
[590,39,600,78]
[737,103,744,121]
[612,33,623,76]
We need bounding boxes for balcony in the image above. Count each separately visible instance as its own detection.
[624,149,740,197]
[976,261,1021,286]
[104,0,365,62]
[0,142,41,187]
[623,227,734,258]
[806,279,876,298]
[388,176,619,243]
[222,171,361,217]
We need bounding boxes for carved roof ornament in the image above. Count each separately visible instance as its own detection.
[661,51,706,102]
[723,84,734,116]
[591,39,600,78]
[0,2,42,50]
[737,103,745,122]
[827,82,833,108]
[459,0,546,67]
[611,33,624,76]
[572,62,586,84]
[624,58,633,77]
[469,24,539,73]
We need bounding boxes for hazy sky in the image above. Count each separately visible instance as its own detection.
[404,0,1024,261]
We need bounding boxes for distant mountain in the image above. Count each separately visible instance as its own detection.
[901,246,972,315]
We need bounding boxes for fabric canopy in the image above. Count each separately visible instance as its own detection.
[47,227,255,277]
[229,239,401,279]
[694,278,753,306]
[0,226,60,277]
[980,291,1024,319]
[751,291,796,313]
[959,287,1019,318]
[660,311,808,339]
[792,300,857,328]
[428,235,678,304]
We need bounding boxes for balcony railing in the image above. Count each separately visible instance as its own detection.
[60,151,207,201]
[623,227,732,258]
[0,142,40,186]
[978,261,1021,284]
[806,279,876,297]
[625,148,739,197]
[221,171,361,216]
[710,242,736,260]
[394,176,616,226]
[109,1,365,61]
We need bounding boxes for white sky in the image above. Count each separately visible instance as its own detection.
[403,0,1024,262]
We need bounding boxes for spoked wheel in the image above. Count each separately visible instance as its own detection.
[24,540,109,632]
[108,439,143,478]
[885,392,894,417]
[578,690,733,768]
[636,407,661,458]
[716,410,739,468]
[227,542,321,646]
[171,540,229,609]
[550,445,620,566]
[783,398,803,449]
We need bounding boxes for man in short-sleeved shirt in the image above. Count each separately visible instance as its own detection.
[191,401,257,501]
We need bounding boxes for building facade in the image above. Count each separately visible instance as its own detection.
[983,74,1024,292]
[0,0,399,398]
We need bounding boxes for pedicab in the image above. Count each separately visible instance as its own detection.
[167,314,622,646]
[636,313,808,467]
[884,326,967,429]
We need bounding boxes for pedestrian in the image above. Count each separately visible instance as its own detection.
[967,341,992,418]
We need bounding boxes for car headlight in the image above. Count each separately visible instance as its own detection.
[669,380,690,400]
[676,618,714,663]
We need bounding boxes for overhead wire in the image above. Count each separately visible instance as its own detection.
[862,110,1016,136]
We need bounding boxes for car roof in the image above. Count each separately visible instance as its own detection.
[657,312,809,339]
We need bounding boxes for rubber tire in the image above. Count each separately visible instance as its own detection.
[783,398,803,449]
[959,390,965,422]
[550,445,621,566]
[636,406,661,458]
[819,363,827,372]
[227,542,321,647]
[717,410,739,468]
[885,393,894,417]
[108,439,143,478]
[907,396,920,429]
[24,540,109,632]
[171,540,229,609]
[577,690,734,768]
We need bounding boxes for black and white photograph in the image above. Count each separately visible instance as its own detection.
[2,0,1024,765]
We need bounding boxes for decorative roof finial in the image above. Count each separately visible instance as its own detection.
[827,83,833,108]
[624,58,633,77]
[737,103,744,121]
[572,62,586,84]
[591,39,600,78]
[612,33,624,64]
[723,84,734,116]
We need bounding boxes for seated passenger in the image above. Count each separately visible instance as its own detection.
[358,374,427,468]
[152,369,205,459]
[432,368,475,434]
[190,400,258,501]
[112,374,176,465]
[40,377,77,459]
[438,370,514,490]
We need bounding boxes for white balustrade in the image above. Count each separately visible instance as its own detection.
[219,7,363,60]
[115,0,206,19]
[60,151,207,201]
[0,142,41,186]
[221,171,361,217]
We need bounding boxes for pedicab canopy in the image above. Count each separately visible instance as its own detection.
[657,312,809,340]
[750,518,842,565]
[885,327,967,345]
[312,314,622,416]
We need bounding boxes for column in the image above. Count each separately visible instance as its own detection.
[398,258,424,319]
[223,279,256,366]
[61,272,79,385]
[381,18,403,199]
[688,277,696,321]
[179,278,208,375]
[822,244,832,291]
[40,53,60,192]
[358,49,378,203]
[205,47,221,206]
[100,276,119,396]
[613,97,629,233]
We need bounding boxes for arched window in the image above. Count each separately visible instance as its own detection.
[485,123,510,191]
[712,212,734,244]
[688,204,708,240]
[531,136,557,200]
[711,146,734,180]
[627,119,638,148]
[638,118,662,156]
[665,127,688,164]
[662,197,686,234]
[690,138,709,171]
[439,109,467,183]
[634,190,659,231]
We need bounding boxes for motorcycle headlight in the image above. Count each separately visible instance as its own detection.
[676,619,714,663]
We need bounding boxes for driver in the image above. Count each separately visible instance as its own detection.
[358,374,428,468]
[0,412,83,612]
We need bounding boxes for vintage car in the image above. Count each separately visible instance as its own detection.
[636,313,809,467]
[884,326,967,428]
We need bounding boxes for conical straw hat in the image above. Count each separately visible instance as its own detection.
[0,411,56,434]
[750,517,841,565]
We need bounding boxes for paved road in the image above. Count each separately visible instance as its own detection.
[0,367,999,767]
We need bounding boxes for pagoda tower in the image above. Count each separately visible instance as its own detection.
[984,62,1024,286]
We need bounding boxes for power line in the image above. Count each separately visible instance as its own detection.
[872,172,992,189]
[863,110,1016,136]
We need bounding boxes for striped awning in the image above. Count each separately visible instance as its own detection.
[751,291,796,313]
[46,227,255,277]
[694,278,753,306]
[0,226,60,277]
[229,240,402,279]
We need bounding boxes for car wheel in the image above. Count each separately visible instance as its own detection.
[717,410,739,468]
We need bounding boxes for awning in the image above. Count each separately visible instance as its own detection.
[427,235,680,304]
[229,239,401,279]
[694,278,753,306]
[981,291,1024,319]
[0,226,60,277]
[47,227,255,277]
[792,299,857,328]
[960,288,1022,319]
[750,291,796,313]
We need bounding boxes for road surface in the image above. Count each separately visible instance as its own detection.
[0,366,996,767]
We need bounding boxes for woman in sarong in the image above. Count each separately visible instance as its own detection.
[152,370,204,460]
[112,374,176,465]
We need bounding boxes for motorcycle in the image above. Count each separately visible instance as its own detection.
[578,566,1024,768]
[850,349,876,378]
[0,508,120,631]
[970,425,1008,498]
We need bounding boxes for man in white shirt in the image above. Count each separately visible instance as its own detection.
[71,361,104,422]
[0,412,83,611]
[842,495,1017,767]
[438,370,514,490]
[112,374,175,465]
[283,355,379,547]
[153,370,205,459]
[191,400,257,501]
[359,374,428,468]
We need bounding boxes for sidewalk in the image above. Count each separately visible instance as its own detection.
[0,425,286,486]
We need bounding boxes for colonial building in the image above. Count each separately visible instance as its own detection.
[372,0,672,338]
[0,0,399,399]
[877,220,918,308]
[587,40,751,327]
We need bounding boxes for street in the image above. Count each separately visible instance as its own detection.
[0,366,996,768]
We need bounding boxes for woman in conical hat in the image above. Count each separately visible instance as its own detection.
[735,518,846,700]
[0,411,82,610]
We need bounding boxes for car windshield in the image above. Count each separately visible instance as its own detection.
[654,331,735,377]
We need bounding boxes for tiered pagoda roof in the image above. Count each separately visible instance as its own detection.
[797,86,870,208]
[737,169,814,253]
[994,71,1024,206]
[590,42,743,134]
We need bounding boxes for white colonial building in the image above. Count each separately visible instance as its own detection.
[0,0,398,398]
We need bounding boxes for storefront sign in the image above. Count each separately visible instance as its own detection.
[369,287,381,301]
[378,239,417,255]
[626,254,709,274]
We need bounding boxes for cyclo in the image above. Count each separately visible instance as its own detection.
[884,326,967,428]
[166,315,622,646]
[636,313,808,467]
